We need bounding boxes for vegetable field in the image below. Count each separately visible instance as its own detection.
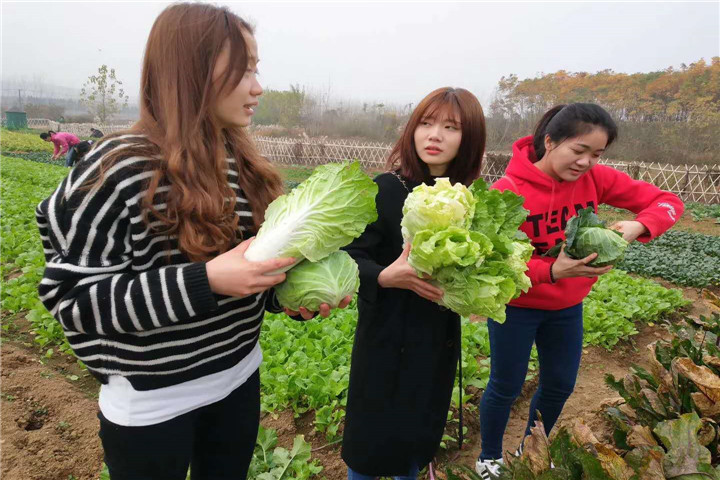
[2,129,720,480]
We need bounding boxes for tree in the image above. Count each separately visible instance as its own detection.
[253,84,306,127]
[80,65,129,123]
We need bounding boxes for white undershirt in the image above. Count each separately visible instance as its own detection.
[99,343,262,427]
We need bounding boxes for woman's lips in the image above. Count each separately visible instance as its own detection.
[425,146,443,155]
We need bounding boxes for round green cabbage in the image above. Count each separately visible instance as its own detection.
[275,251,360,311]
[546,208,629,267]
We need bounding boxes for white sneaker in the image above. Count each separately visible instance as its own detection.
[475,457,504,480]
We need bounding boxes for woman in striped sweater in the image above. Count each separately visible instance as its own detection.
[36,4,348,479]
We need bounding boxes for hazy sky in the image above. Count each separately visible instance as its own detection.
[2,1,719,107]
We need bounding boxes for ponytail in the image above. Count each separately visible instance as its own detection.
[532,103,618,160]
[533,105,566,160]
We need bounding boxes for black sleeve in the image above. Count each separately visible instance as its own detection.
[343,176,388,303]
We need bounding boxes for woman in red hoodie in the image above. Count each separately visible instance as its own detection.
[475,103,684,478]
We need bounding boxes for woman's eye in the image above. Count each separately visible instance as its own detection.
[572,150,583,155]
[446,125,458,131]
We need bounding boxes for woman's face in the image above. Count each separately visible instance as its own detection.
[212,32,263,129]
[542,128,608,182]
[413,106,462,177]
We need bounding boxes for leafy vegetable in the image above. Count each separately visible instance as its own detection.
[275,251,360,311]
[618,230,720,287]
[470,178,528,237]
[400,178,475,243]
[245,162,378,270]
[409,227,493,276]
[434,263,516,320]
[546,207,628,267]
[401,177,531,322]
[0,128,54,153]
[248,426,323,480]
[583,269,689,349]
[1,156,72,354]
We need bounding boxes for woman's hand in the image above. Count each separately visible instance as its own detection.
[610,220,647,243]
[377,243,444,302]
[283,295,353,320]
[551,245,612,280]
[206,237,296,298]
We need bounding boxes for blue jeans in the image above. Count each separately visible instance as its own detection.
[65,148,79,167]
[347,464,419,480]
[478,303,583,460]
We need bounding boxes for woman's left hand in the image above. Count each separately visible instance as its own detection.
[283,295,353,320]
[610,220,648,242]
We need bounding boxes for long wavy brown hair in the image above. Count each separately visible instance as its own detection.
[386,87,486,186]
[88,3,282,261]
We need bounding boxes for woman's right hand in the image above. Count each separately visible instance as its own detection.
[206,237,296,298]
[551,245,613,280]
[377,243,444,302]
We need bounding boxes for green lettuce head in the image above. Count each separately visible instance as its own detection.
[244,162,378,271]
[275,251,360,311]
[401,178,476,242]
[507,238,534,297]
[470,178,529,237]
[546,207,629,267]
[433,264,517,322]
[408,227,493,276]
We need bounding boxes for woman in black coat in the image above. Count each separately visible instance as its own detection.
[341,87,487,479]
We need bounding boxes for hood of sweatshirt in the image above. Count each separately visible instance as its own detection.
[505,136,598,255]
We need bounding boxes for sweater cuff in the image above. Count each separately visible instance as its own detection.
[533,261,554,285]
[633,214,659,242]
[358,262,384,303]
[265,288,285,314]
[183,262,218,314]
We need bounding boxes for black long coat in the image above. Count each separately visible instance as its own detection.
[341,172,460,476]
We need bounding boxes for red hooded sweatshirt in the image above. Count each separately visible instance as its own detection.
[492,136,684,310]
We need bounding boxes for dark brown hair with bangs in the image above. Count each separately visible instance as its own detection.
[88,3,283,262]
[386,87,486,186]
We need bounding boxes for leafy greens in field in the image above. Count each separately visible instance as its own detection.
[546,207,628,267]
[275,251,360,311]
[617,230,720,288]
[244,162,378,270]
[403,177,531,322]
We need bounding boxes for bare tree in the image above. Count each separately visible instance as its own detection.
[80,65,129,123]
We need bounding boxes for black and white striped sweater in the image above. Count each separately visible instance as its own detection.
[36,135,284,390]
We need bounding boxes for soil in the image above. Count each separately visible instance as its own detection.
[0,283,715,479]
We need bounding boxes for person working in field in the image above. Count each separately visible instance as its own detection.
[39,130,81,167]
